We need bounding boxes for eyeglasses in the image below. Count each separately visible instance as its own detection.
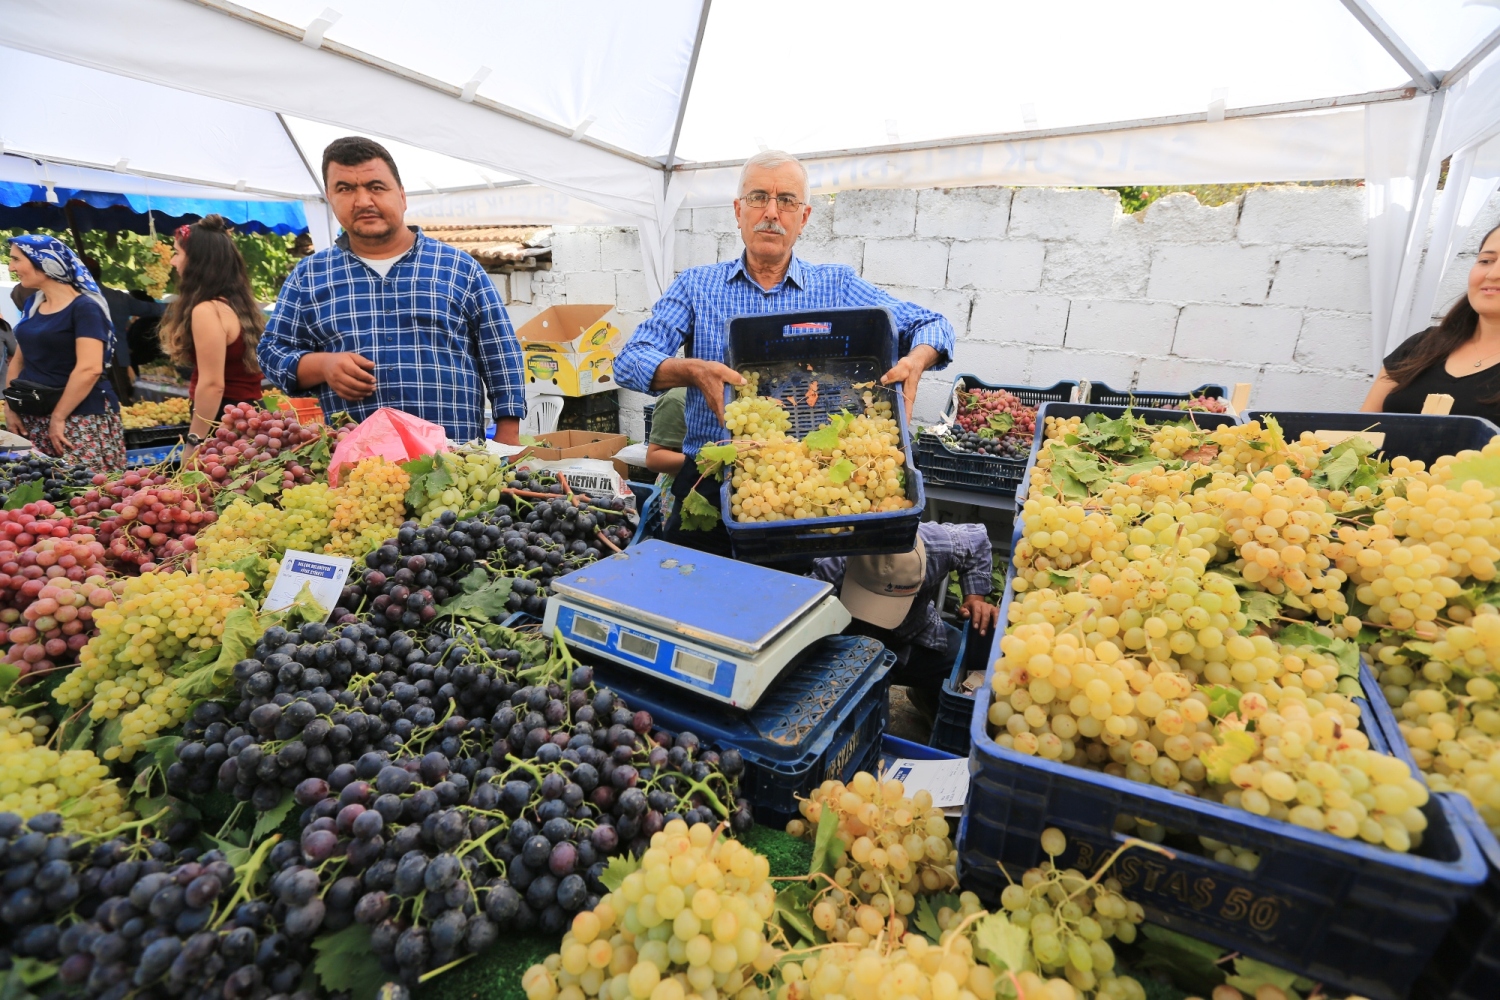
[741,191,803,213]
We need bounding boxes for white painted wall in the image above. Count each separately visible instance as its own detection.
[503,184,1500,441]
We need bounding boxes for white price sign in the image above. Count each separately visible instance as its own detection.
[263,549,354,619]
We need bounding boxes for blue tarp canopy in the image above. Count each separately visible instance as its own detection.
[0,181,308,236]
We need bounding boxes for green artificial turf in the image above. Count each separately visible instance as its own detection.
[413,825,811,1000]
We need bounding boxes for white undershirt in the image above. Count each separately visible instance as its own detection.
[357,254,400,278]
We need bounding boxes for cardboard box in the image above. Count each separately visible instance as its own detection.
[522,429,631,483]
[515,304,626,397]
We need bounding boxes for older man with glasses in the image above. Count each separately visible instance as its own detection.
[615,150,955,555]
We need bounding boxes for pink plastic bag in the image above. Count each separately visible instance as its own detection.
[327,407,449,486]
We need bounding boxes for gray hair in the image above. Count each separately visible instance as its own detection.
[738,149,810,203]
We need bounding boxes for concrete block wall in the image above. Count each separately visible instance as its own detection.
[514,184,1500,440]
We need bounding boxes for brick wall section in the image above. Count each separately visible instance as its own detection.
[505,185,1500,440]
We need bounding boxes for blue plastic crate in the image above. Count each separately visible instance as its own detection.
[124,424,189,450]
[1086,381,1228,410]
[626,481,661,547]
[718,308,924,562]
[915,377,1080,497]
[960,635,1485,1000]
[125,444,180,467]
[589,634,896,825]
[1015,401,1241,503]
[878,734,962,770]
[1360,660,1500,1000]
[1245,410,1500,468]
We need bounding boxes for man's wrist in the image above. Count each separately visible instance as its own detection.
[295,352,325,388]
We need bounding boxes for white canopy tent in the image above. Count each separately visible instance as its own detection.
[3,0,1500,373]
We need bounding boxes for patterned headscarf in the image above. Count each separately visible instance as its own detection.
[7,234,116,365]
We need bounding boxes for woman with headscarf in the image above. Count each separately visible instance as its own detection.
[4,235,127,469]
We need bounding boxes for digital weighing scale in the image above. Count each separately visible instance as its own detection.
[543,539,852,708]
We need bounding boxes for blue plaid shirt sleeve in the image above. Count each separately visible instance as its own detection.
[466,267,527,420]
[924,522,994,599]
[258,263,312,393]
[837,271,955,367]
[614,273,696,395]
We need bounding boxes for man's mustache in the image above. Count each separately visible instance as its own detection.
[754,219,786,235]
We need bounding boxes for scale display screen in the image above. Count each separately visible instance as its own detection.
[672,648,718,684]
[553,603,735,699]
[573,615,610,644]
[619,630,659,661]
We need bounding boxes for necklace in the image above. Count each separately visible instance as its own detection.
[1473,349,1500,369]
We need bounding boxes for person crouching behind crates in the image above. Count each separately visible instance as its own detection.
[809,521,998,733]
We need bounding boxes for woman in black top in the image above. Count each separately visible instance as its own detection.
[1364,223,1500,421]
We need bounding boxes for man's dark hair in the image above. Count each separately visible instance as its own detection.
[321,136,403,188]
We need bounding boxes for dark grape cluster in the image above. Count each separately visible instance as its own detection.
[0,809,321,1000]
[929,427,1030,459]
[0,455,96,505]
[337,486,638,624]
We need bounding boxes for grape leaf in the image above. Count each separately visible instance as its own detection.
[973,912,1030,973]
[598,853,640,891]
[1226,956,1309,1000]
[1199,685,1243,720]
[2,481,42,511]
[65,715,95,752]
[1446,453,1500,489]
[179,470,209,486]
[679,489,721,532]
[912,891,963,943]
[1,958,57,1000]
[401,454,436,507]
[774,883,823,946]
[1134,924,1228,997]
[312,924,388,1000]
[224,555,270,594]
[808,806,844,878]
[827,458,855,484]
[245,475,282,503]
[986,412,1014,434]
[252,791,295,841]
[1238,590,1281,629]
[207,835,252,869]
[803,414,853,452]
[1200,729,1256,783]
[0,662,18,700]
[696,443,738,475]
[142,735,182,773]
[437,576,514,623]
[456,566,490,595]
[1316,447,1361,491]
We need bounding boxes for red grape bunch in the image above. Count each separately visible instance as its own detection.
[955,387,1037,439]
[73,471,218,573]
[0,501,112,678]
[190,402,345,490]
[1166,394,1229,414]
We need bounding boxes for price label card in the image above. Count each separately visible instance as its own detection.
[263,549,354,618]
[882,756,971,816]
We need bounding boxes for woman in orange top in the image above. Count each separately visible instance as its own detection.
[159,215,266,455]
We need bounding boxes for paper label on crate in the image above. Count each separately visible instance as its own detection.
[263,550,354,618]
[517,459,634,508]
[782,321,833,338]
[882,757,970,813]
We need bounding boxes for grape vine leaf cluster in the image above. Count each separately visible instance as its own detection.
[598,853,641,892]
[1310,435,1387,493]
[679,489,721,532]
[0,957,57,1000]
[252,791,297,840]
[1277,622,1361,695]
[437,567,514,622]
[804,412,855,452]
[911,891,960,942]
[1135,924,1312,999]
[1,480,43,511]
[971,912,1029,973]
[312,923,389,1000]
[401,452,456,509]
[1446,452,1500,489]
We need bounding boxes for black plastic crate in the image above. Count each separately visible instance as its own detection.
[719,308,924,562]
[929,621,989,756]
[1246,410,1500,467]
[1085,381,1228,410]
[1016,402,1241,502]
[590,635,896,826]
[558,391,620,435]
[124,424,189,449]
[915,377,1078,497]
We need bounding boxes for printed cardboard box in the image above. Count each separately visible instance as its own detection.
[516,304,626,397]
[524,430,631,483]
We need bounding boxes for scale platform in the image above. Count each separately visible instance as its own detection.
[543,539,851,707]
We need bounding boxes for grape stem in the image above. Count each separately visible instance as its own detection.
[1063,836,1174,902]
[417,954,474,982]
[212,832,281,929]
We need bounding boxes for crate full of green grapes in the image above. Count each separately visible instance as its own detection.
[715,308,924,563]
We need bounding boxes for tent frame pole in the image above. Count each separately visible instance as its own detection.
[662,0,713,189]
[1337,0,1438,92]
[1441,25,1500,90]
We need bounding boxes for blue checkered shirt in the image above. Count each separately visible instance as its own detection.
[259,230,526,441]
[614,253,954,456]
[810,522,993,651]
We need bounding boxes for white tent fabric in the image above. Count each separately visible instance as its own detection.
[4,0,1500,361]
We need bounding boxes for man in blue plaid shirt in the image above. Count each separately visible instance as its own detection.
[260,137,525,443]
[615,150,955,552]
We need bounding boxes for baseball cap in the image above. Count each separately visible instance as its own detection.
[838,536,927,629]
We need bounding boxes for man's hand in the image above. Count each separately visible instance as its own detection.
[4,408,24,437]
[300,352,376,401]
[493,417,520,446]
[959,594,998,637]
[881,344,940,415]
[652,358,745,423]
